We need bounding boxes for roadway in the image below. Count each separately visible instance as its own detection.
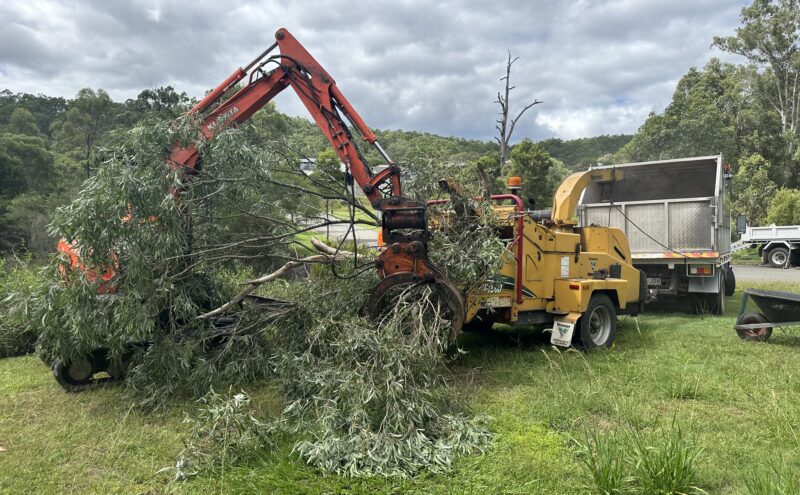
[311,221,379,246]
[733,264,800,283]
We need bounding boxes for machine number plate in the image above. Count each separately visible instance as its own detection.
[646,277,661,287]
[550,321,575,347]
[483,296,512,308]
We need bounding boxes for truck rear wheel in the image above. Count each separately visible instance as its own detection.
[768,247,790,268]
[695,276,726,315]
[712,273,726,315]
[575,294,617,350]
[724,267,736,297]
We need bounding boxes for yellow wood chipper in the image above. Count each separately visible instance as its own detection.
[432,169,646,349]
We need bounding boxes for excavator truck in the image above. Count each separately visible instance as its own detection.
[53,28,643,390]
[438,170,645,349]
[53,27,462,390]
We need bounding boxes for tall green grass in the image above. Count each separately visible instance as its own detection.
[575,430,631,494]
[745,461,800,495]
[576,420,705,494]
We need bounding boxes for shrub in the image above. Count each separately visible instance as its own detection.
[0,256,43,358]
[731,154,777,225]
[767,188,800,226]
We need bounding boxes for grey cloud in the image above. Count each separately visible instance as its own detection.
[0,0,748,140]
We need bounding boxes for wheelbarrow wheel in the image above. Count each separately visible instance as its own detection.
[736,313,772,342]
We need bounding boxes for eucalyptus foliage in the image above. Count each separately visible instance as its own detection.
[13,115,498,475]
[170,264,494,478]
[0,256,43,357]
[263,268,492,477]
[172,389,272,480]
[427,206,506,293]
[417,168,506,293]
[17,117,293,406]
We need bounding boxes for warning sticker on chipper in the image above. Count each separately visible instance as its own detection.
[560,256,569,278]
[550,321,575,347]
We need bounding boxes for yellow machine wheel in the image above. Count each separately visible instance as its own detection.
[575,294,617,350]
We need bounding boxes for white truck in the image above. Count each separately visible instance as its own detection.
[733,222,800,268]
[578,155,733,314]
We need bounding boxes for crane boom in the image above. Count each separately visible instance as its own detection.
[173,28,400,205]
[169,28,463,331]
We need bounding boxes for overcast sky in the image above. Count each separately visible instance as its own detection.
[0,0,748,141]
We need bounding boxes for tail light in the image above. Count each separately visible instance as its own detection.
[688,264,714,277]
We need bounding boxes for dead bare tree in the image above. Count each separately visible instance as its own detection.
[496,51,542,166]
[478,50,542,196]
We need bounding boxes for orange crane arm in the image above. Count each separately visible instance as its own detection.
[58,28,463,333]
[172,28,401,207]
[170,28,433,278]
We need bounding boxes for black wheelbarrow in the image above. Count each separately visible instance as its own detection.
[734,288,800,342]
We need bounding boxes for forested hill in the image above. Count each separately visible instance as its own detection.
[539,135,632,170]
[278,109,628,168]
[0,87,630,171]
[0,87,631,256]
[368,131,629,170]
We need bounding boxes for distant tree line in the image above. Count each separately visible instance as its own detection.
[0,84,629,258]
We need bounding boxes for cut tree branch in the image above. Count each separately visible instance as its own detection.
[197,238,363,320]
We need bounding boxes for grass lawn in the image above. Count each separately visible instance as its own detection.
[2,280,800,494]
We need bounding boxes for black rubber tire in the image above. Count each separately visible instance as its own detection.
[52,358,93,392]
[574,294,617,350]
[710,274,726,315]
[768,247,790,268]
[736,313,772,342]
[724,267,736,297]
